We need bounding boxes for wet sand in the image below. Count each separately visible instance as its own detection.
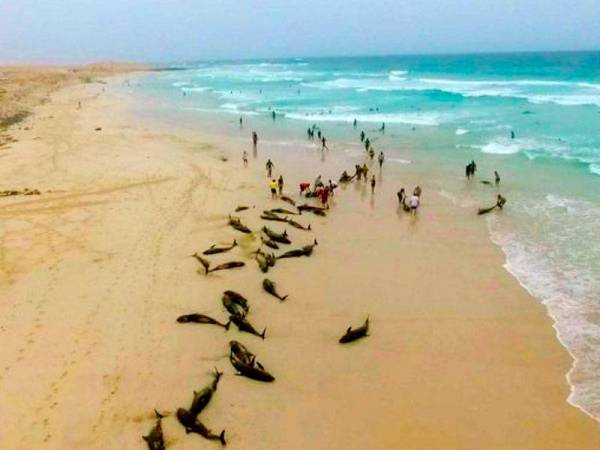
[0,69,599,449]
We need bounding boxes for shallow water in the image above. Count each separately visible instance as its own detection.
[130,51,600,420]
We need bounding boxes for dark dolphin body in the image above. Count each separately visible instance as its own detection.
[262,226,291,244]
[261,236,279,250]
[229,341,275,382]
[262,279,288,301]
[202,240,237,255]
[277,239,318,259]
[142,410,166,450]
[229,340,254,366]
[205,261,245,274]
[269,207,300,216]
[192,253,211,272]
[230,315,266,339]
[176,408,226,446]
[222,291,250,318]
[280,195,296,206]
[260,211,289,223]
[228,215,252,234]
[339,317,370,344]
[235,205,251,212]
[297,204,327,216]
[177,313,231,330]
[286,219,311,231]
[189,368,223,416]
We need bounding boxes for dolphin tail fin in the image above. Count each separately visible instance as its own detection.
[142,435,150,443]
[314,238,318,245]
[153,409,165,419]
[233,239,237,247]
[224,320,231,331]
[307,224,311,230]
[261,328,267,339]
[280,295,288,302]
[219,430,227,446]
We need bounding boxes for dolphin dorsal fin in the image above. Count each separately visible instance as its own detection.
[346,327,352,333]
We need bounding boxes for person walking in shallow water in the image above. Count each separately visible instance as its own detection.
[266,159,274,177]
[378,151,384,168]
[370,175,376,193]
[243,150,248,167]
[252,131,258,147]
[495,170,500,185]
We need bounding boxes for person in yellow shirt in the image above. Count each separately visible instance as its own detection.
[269,179,278,199]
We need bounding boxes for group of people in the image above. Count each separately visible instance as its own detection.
[307,124,328,150]
[397,186,422,215]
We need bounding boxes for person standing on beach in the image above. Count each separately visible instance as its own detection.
[362,164,369,181]
[360,131,365,142]
[471,160,477,175]
[313,175,323,191]
[353,118,358,128]
[365,138,370,152]
[266,159,274,177]
[397,188,406,205]
[369,148,375,160]
[322,136,328,150]
[243,150,248,167]
[252,131,258,147]
[495,170,501,185]
[380,122,385,132]
[370,175,376,193]
[239,116,243,127]
[378,151,385,168]
[278,175,284,195]
[269,179,278,199]
[409,194,420,215]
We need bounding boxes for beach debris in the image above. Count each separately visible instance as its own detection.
[189,368,223,416]
[177,314,231,330]
[229,315,266,339]
[276,239,318,259]
[176,408,226,446]
[262,226,291,244]
[262,279,288,301]
[280,195,296,206]
[339,317,370,344]
[269,207,300,216]
[142,410,166,450]
[260,236,279,250]
[202,240,237,255]
[222,291,250,318]
[228,215,252,234]
[0,188,41,198]
[229,340,275,382]
[286,218,311,231]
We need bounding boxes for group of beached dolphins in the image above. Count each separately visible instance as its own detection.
[141,118,509,448]
[142,191,368,449]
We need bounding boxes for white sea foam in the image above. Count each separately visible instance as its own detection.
[590,164,600,176]
[479,138,522,154]
[387,157,412,164]
[283,111,443,126]
[488,194,600,420]
[455,128,469,135]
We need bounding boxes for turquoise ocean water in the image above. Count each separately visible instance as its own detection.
[135,52,600,419]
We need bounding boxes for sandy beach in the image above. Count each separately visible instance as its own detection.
[0,67,599,450]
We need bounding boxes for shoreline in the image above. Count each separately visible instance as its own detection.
[0,67,598,449]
